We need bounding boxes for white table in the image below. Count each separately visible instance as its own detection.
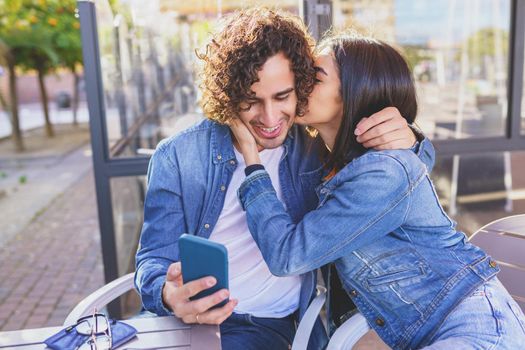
[0,316,221,349]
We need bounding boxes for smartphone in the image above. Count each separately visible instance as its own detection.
[178,234,229,308]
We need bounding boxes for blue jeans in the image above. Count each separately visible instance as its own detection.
[220,312,296,350]
[423,277,525,349]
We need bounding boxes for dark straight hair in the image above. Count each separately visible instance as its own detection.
[318,33,418,173]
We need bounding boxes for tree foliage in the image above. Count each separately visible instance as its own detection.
[0,0,63,73]
[0,0,82,68]
[0,0,83,141]
[466,27,509,60]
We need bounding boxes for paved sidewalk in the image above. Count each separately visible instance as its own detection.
[0,115,203,333]
[0,169,104,331]
[0,125,93,247]
[0,102,90,139]
[0,124,104,331]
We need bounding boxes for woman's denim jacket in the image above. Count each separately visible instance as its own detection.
[135,119,435,349]
[238,148,499,350]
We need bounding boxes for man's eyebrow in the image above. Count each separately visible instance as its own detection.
[273,87,294,98]
[315,66,328,75]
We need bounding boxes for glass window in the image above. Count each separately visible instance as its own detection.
[522,35,525,134]
[431,150,525,313]
[333,0,511,140]
[110,175,146,316]
[430,151,525,236]
[109,176,146,276]
[94,1,300,159]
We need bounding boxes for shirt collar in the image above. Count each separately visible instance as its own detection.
[210,122,236,164]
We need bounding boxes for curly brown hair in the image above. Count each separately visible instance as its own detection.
[197,8,317,123]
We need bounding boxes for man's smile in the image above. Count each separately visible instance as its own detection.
[253,122,283,138]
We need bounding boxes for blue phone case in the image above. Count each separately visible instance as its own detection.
[179,234,229,308]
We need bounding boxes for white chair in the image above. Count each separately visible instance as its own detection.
[64,273,327,350]
[64,272,135,326]
[291,286,326,350]
[326,313,370,350]
[469,214,525,312]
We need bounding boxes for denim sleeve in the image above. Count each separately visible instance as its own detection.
[134,144,185,316]
[238,154,417,277]
[410,126,435,173]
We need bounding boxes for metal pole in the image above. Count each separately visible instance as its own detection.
[78,0,122,318]
[508,0,525,139]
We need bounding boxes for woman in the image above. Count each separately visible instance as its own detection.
[230,33,525,349]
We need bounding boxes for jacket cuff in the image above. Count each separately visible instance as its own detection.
[153,276,174,316]
[409,124,425,143]
[417,137,435,172]
[245,164,265,176]
[237,170,274,211]
[410,141,420,153]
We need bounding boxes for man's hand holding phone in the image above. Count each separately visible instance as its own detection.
[161,262,238,325]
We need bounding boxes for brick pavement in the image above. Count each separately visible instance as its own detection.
[0,170,104,331]
[0,124,93,247]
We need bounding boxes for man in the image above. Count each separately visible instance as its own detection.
[135,8,434,350]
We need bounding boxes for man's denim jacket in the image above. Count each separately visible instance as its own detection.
[237,148,500,350]
[135,119,435,349]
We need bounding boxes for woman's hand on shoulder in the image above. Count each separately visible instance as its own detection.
[355,107,416,150]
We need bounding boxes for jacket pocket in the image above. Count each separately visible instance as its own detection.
[299,168,325,209]
[356,248,431,294]
[299,167,324,190]
[355,248,436,317]
[367,264,426,288]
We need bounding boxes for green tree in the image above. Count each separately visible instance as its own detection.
[466,27,509,60]
[464,27,509,80]
[0,38,24,151]
[50,0,83,125]
[0,0,60,138]
[401,45,432,71]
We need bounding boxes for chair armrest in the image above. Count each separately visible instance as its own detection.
[291,285,327,350]
[63,273,135,326]
[327,312,370,350]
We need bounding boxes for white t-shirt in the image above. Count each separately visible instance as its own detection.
[209,146,301,318]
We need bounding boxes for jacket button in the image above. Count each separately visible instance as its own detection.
[220,185,226,191]
[204,224,210,229]
[217,154,222,160]
[375,318,385,327]
[350,290,358,297]
[230,160,236,165]
[489,260,497,268]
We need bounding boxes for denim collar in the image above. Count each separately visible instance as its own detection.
[210,122,236,165]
